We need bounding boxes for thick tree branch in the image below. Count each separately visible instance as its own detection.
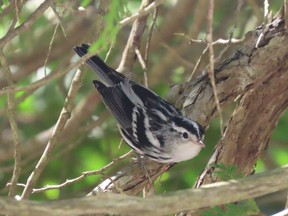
[196,53,288,186]
[1,165,288,216]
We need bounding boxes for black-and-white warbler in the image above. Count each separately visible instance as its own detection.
[74,44,205,163]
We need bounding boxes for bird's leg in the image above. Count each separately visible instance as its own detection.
[134,154,153,184]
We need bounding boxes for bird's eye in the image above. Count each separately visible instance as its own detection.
[182,132,188,139]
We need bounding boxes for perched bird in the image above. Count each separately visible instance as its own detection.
[74,44,205,163]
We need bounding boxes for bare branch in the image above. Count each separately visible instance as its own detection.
[188,45,208,81]
[119,0,165,27]
[207,0,223,135]
[142,8,158,88]
[1,165,288,215]
[20,69,84,199]
[43,14,63,75]
[0,50,21,197]
[117,0,154,73]
[0,53,93,97]
[31,151,133,194]
[0,0,54,48]
[135,48,148,87]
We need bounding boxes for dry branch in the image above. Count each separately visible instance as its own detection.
[119,0,165,27]
[0,2,110,165]
[1,165,288,215]
[0,50,21,197]
[20,69,84,199]
[117,0,154,73]
[0,0,54,48]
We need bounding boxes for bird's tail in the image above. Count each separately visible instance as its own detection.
[74,44,125,86]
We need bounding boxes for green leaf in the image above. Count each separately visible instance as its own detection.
[213,163,244,181]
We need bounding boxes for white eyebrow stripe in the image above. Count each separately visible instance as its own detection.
[171,122,186,133]
[190,121,200,137]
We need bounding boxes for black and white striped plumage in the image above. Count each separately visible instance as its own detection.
[74,44,205,163]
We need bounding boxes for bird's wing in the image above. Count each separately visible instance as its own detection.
[130,83,182,116]
[93,80,136,129]
[74,44,125,86]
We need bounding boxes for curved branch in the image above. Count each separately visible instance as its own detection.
[1,165,288,216]
[0,0,54,48]
[20,69,85,199]
[117,0,154,73]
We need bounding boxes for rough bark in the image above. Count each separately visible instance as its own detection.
[1,165,288,216]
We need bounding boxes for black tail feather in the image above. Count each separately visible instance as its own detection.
[74,44,125,86]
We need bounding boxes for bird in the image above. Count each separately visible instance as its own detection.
[74,44,205,163]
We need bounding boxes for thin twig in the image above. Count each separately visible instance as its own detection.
[119,0,165,27]
[105,39,116,62]
[0,53,94,97]
[188,45,209,81]
[117,0,154,73]
[44,21,61,75]
[179,35,242,81]
[0,58,71,117]
[214,45,230,64]
[207,0,224,135]
[214,1,242,65]
[14,0,21,22]
[143,8,158,88]
[51,5,67,38]
[0,81,99,165]
[44,6,67,75]
[176,33,242,45]
[0,50,21,197]
[2,112,109,177]
[174,33,205,44]
[31,150,133,194]
[144,8,157,62]
[20,69,84,199]
[135,48,148,87]
[264,0,269,21]
[0,0,54,48]
[161,43,194,68]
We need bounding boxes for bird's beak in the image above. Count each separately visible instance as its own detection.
[197,140,205,148]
